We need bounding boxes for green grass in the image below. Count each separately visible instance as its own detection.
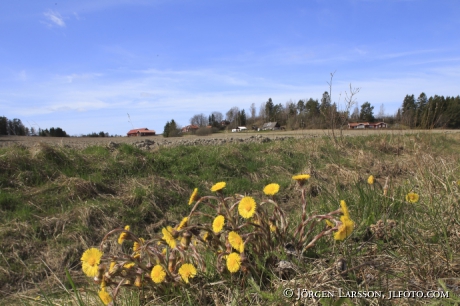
[1,133,460,305]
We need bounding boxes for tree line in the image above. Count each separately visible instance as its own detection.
[169,91,460,135]
[0,115,114,137]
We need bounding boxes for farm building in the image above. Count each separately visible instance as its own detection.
[261,122,280,130]
[127,128,156,137]
[181,125,200,133]
[348,122,388,129]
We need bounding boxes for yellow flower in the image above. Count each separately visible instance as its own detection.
[211,182,226,192]
[325,219,334,228]
[227,252,241,273]
[151,265,166,284]
[367,175,374,185]
[177,217,188,231]
[188,188,199,205]
[228,231,244,253]
[212,215,225,233]
[109,261,116,273]
[340,200,350,218]
[123,262,135,269]
[334,215,354,241]
[162,227,177,249]
[406,192,419,203]
[117,225,130,245]
[81,248,103,277]
[263,183,280,196]
[269,221,277,232]
[203,232,210,241]
[133,238,145,252]
[98,289,112,305]
[238,196,257,219]
[292,174,311,183]
[178,263,197,284]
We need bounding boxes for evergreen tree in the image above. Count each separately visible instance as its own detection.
[416,92,428,127]
[265,98,274,122]
[238,109,247,126]
[401,94,416,127]
[163,121,171,137]
[359,102,375,122]
[0,116,7,135]
[297,100,305,115]
[305,98,320,117]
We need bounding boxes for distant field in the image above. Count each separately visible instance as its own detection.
[1,129,459,149]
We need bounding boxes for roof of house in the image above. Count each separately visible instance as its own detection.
[348,122,388,127]
[127,128,156,134]
[348,122,369,126]
[262,122,279,129]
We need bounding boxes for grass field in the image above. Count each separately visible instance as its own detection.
[1,131,460,305]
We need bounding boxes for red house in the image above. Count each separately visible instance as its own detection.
[348,122,388,129]
[127,128,156,137]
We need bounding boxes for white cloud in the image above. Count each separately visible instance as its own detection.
[43,10,66,27]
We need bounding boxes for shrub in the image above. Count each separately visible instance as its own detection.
[195,127,212,136]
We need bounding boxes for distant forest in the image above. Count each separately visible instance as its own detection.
[0,116,111,137]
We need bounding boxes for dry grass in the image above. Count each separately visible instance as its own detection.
[1,132,460,305]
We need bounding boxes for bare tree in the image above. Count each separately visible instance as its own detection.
[377,104,385,120]
[323,72,360,146]
[211,111,223,124]
[259,102,266,122]
[226,106,240,128]
[190,113,207,126]
[249,103,256,120]
[351,105,360,120]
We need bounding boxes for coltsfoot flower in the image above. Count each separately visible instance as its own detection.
[81,248,103,277]
[238,196,257,219]
[334,215,354,241]
[212,215,225,233]
[367,175,374,185]
[117,225,130,244]
[325,219,334,228]
[406,192,419,203]
[133,238,145,252]
[162,227,177,249]
[228,231,244,253]
[292,174,311,186]
[269,221,277,232]
[151,265,166,284]
[263,183,280,196]
[340,200,350,218]
[227,252,241,273]
[211,182,226,192]
[178,263,197,284]
[188,188,199,205]
[98,288,112,305]
[177,217,188,231]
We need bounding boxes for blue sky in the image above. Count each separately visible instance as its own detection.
[1,0,459,136]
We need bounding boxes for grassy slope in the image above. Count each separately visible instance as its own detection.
[1,133,460,305]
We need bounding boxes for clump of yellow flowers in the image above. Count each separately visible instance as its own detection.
[80,175,356,304]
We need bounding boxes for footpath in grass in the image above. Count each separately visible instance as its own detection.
[1,133,460,305]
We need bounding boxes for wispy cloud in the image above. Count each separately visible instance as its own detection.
[43,10,66,27]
